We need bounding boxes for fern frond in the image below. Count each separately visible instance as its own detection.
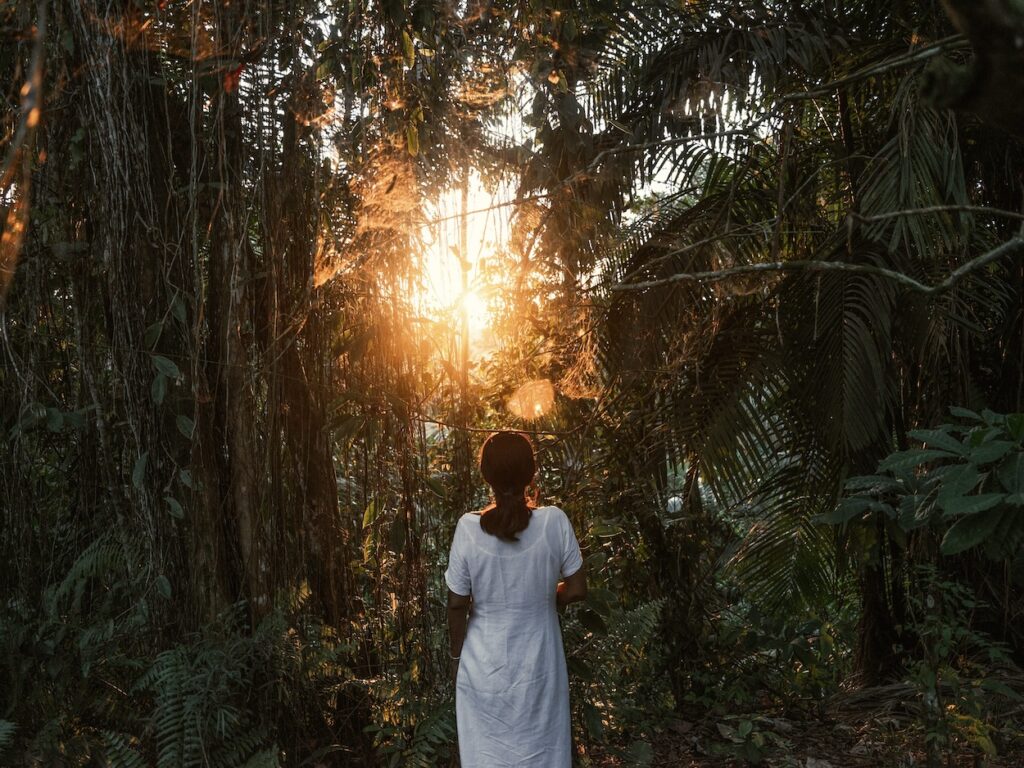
[100,730,147,768]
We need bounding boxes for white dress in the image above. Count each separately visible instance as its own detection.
[445,505,583,768]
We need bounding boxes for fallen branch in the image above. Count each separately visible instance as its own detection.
[609,237,1024,295]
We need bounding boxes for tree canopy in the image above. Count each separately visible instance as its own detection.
[2,0,1024,765]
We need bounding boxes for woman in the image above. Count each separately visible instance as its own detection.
[445,431,588,768]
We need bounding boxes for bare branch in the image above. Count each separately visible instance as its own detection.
[850,205,1024,225]
[782,35,967,101]
[609,237,1024,295]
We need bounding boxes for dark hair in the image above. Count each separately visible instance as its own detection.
[479,431,536,541]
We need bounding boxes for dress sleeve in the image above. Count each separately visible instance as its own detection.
[444,518,472,596]
[558,508,584,578]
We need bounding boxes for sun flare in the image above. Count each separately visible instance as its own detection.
[460,288,489,332]
[418,175,512,345]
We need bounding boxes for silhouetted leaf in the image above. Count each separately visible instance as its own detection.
[132,452,148,490]
[942,509,1004,555]
[151,355,181,380]
[155,575,172,599]
[164,497,184,520]
[175,415,194,439]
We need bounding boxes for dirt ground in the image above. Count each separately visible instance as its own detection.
[589,702,1024,767]
[645,716,1021,767]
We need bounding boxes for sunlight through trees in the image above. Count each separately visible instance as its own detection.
[2,0,1024,766]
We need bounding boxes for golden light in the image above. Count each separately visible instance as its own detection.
[507,379,555,420]
[460,288,489,333]
[418,174,513,347]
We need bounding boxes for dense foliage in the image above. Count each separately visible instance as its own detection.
[2,0,1023,766]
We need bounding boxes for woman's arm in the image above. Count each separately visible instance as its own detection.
[447,589,471,678]
[556,566,587,609]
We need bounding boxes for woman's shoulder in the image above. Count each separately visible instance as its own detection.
[535,504,569,524]
[536,504,565,516]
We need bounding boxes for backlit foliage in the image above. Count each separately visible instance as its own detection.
[2,0,1024,765]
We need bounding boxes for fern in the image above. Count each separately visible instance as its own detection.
[100,730,147,768]
[47,535,127,617]
[138,635,273,768]
[566,599,671,746]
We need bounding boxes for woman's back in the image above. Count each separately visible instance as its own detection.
[446,505,582,765]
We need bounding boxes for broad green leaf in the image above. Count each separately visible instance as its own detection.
[563,14,579,41]
[898,494,933,531]
[362,500,377,528]
[589,522,622,537]
[143,321,163,348]
[406,123,419,156]
[936,463,979,502]
[941,509,1004,555]
[45,408,64,433]
[175,415,194,439]
[164,496,184,519]
[970,440,1015,465]
[171,296,187,325]
[949,406,982,422]
[996,452,1024,493]
[155,575,172,599]
[582,702,604,738]
[151,373,167,405]
[981,409,1004,426]
[968,426,1001,447]
[585,551,607,570]
[909,428,966,455]
[151,354,181,380]
[878,449,955,473]
[401,30,415,67]
[587,587,616,614]
[816,497,890,525]
[132,452,148,490]
[974,735,997,757]
[743,739,765,764]
[940,493,1004,518]
[1007,413,1024,440]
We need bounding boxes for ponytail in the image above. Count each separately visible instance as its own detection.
[480,486,532,541]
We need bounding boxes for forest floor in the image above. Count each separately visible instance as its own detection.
[639,715,1023,767]
[587,686,1024,767]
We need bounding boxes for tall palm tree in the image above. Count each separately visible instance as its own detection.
[513,0,1024,685]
